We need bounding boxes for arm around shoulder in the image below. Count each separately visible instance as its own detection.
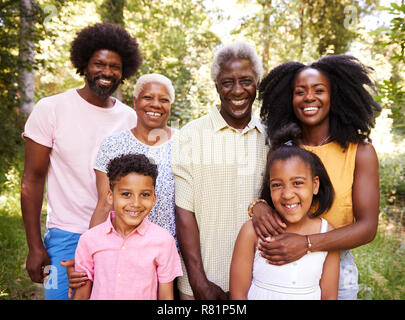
[89,170,112,228]
[306,142,379,253]
[352,142,379,242]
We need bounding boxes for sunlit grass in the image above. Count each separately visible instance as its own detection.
[0,165,44,300]
[354,219,404,300]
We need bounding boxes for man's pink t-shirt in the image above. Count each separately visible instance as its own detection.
[74,212,183,300]
[23,89,137,234]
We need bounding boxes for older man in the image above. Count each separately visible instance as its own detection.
[171,42,268,299]
[21,23,142,300]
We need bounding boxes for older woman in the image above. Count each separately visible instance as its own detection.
[90,73,177,237]
[64,74,178,296]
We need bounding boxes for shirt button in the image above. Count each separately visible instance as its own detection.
[117,273,121,277]
[121,246,125,250]
[292,281,296,285]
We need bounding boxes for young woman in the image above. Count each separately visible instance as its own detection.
[249,55,381,299]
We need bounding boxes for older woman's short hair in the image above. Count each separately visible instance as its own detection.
[211,42,264,84]
[133,73,175,103]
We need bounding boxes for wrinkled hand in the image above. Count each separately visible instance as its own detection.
[26,247,51,283]
[251,201,287,240]
[258,233,308,265]
[193,280,228,300]
[60,259,88,299]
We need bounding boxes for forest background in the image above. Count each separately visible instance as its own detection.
[0,0,403,300]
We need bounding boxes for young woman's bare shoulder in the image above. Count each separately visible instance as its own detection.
[356,141,378,163]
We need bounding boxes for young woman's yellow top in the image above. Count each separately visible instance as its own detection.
[303,142,358,228]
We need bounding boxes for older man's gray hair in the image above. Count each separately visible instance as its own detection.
[210,42,264,84]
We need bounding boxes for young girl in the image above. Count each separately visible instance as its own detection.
[230,124,340,300]
[72,154,182,300]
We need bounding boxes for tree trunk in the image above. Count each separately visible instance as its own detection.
[260,0,271,72]
[18,0,35,114]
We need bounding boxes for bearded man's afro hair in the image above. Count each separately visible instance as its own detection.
[70,22,142,81]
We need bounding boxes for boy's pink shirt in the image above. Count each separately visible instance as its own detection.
[74,212,183,300]
[23,89,137,234]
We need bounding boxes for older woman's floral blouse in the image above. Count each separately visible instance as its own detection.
[94,129,177,243]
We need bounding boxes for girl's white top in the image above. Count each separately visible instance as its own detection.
[248,218,329,300]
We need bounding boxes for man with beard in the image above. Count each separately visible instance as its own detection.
[20,23,142,300]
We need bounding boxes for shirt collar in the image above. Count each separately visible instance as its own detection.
[210,105,266,135]
[104,211,150,237]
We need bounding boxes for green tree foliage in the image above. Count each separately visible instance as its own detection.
[99,0,125,25]
[33,0,220,127]
[0,0,44,184]
[123,0,220,125]
[0,0,22,183]
[374,2,405,137]
[233,0,378,70]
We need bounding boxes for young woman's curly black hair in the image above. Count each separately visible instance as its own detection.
[259,55,382,149]
[260,123,335,218]
[70,22,142,81]
[107,153,158,189]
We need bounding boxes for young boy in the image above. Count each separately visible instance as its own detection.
[73,153,182,300]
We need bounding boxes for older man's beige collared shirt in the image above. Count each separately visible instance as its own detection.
[171,106,268,296]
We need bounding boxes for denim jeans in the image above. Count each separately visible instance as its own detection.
[338,250,359,300]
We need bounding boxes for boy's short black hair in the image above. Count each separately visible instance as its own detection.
[260,123,335,217]
[70,22,142,81]
[107,154,158,189]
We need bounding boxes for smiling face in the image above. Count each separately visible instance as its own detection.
[269,156,319,226]
[134,82,172,131]
[108,172,156,236]
[292,68,331,130]
[84,49,123,98]
[216,58,257,129]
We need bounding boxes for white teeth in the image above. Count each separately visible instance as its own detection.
[127,211,140,217]
[232,100,246,106]
[146,112,162,117]
[285,204,298,209]
[303,107,318,111]
[98,79,112,85]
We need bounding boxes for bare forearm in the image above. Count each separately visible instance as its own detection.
[89,202,111,228]
[21,177,46,250]
[90,171,112,228]
[175,207,207,286]
[72,281,92,300]
[311,219,378,252]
